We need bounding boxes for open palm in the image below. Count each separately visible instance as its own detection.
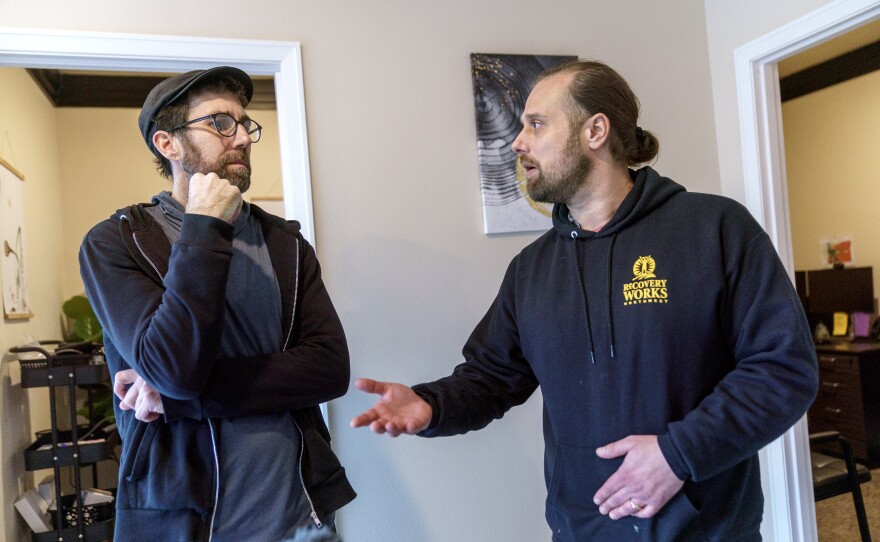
[350,378,432,437]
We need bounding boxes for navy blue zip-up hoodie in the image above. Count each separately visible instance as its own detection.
[79,202,355,541]
[413,167,818,541]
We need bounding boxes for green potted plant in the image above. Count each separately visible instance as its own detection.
[62,295,103,344]
[63,295,113,425]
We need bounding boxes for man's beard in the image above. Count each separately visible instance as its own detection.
[180,138,252,193]
[525,130,592,204]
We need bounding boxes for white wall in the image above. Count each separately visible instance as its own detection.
[0,1,722,541]
[0,67,66,542]
[703,0,840,204]
[783,70,880,284]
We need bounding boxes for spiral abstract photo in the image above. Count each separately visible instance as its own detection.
[470,53,575,234]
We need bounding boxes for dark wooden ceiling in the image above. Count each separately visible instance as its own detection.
[26,69,277,110]
[779,39,880,102]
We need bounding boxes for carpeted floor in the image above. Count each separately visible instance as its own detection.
[816,468,879,541]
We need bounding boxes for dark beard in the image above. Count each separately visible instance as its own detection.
[526,131,592,204]
[180,139,252,193]
[217,151,252,193]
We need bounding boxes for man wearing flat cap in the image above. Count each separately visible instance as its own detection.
[79,67,355,541]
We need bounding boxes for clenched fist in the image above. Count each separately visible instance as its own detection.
[186,172,243,223]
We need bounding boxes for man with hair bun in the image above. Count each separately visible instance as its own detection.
[352,60,817,540]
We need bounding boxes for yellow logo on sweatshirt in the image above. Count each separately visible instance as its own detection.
[623,256,669,306]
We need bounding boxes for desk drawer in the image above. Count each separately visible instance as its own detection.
[815,376,861,403]
[812,344,880,466]
[810,383,865,425]
[808,395,868,461]
[810,403,866,429]
[817,354,860,377]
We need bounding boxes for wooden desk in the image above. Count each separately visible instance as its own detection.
[809,341,880,468]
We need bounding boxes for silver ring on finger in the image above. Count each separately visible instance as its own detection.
[629,499,643,511]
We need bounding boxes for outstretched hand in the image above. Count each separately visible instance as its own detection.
[350,378,432,437]
[592,435,684,520]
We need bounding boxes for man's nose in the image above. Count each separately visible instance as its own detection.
[511,130,527,154]
[231,122,251,148]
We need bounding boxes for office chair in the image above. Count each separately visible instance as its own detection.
[810,431,872,542]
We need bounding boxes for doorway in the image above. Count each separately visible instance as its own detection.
[0,28,316,242]
[0,28,315,541]
[779,19,880,541]
[735,0,880,540]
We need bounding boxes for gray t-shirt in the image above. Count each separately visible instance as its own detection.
[147,192,314,540]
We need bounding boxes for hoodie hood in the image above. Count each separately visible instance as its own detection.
[551,166,686,238]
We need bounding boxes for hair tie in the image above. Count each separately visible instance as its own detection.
[635,126,644,139]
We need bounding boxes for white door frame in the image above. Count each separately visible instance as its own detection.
[0,27,316,244]
[734,0,880,540]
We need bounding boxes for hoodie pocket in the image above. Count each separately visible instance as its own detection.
[647,489,706,541]
[300,426,345,487]
[546,443,706,541]
[547,442,620,512]
[119,417,214,512]
[125,420,159,483]
[546,442,622,538]
[120,418,159,509]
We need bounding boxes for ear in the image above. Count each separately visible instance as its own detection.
[152,130,183,161]
[581,113,611,151]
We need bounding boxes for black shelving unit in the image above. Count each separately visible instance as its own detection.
[12,341,115,542]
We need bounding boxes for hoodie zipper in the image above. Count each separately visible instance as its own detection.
[207,420,220,541]
[125,221,225,539]
[282,239,300,353]
[294,420,324,528]
[121,216,163,280]
[284,239,324,527]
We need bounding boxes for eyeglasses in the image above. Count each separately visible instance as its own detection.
[168,112,262,143]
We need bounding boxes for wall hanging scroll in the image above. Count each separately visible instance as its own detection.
[0,155,32,319]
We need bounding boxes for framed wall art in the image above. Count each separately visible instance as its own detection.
[470,53,576,234]
[0,155,32,319]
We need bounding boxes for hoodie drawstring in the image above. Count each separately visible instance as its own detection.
[606,234,617,359]
[572,233,618,363]
[573,240,596,364]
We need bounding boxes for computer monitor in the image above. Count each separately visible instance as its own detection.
[805,266,874,315]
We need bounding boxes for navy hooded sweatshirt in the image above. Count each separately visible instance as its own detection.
[413,166,818,541]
